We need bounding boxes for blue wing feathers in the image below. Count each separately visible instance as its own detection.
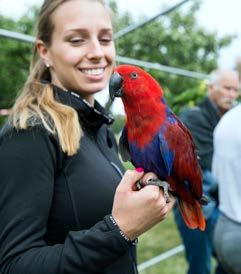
[128,124,174,179]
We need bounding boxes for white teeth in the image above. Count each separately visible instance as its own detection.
[81,68,104,75]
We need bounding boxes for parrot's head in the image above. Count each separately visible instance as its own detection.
[109,65,164,102]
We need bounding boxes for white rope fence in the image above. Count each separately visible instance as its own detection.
[0,28,35,43]
[138,244,185,272]
[116,56,208,80]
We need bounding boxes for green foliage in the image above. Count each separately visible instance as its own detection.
[172,80,207,114]
[0,7,38,125]
[111,114,126,135]
[0,116,7,126]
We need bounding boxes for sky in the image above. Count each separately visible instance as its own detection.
[0,0,240,113]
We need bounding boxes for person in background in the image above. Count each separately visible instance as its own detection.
[212,102,241,274]
[0,1,175,273]
[173,69,239,274]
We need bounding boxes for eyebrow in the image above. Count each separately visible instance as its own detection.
[65,28,113,34]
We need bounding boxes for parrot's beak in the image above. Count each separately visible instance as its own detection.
[109,72,123,100]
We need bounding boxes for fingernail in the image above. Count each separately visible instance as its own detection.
[136,167,144,173]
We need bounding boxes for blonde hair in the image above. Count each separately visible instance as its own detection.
[10,0,106,156]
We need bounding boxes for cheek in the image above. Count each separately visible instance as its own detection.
[60,51,81,65]
[51,45,81,66]
[216,89,227,99]
[232,92,239,100]
[106,47,116,74]
[107,44,116,61]
[212,91,225,106]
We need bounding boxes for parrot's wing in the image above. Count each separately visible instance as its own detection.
[173,113,197,151]
[158,130,174,177]
[164,117,203,198]
[119,127,131,162]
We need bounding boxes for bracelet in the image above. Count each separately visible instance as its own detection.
[109,215,138,246]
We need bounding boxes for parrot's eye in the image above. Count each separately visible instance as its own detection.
[131,72,138,79]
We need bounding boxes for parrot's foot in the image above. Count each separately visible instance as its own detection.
[146,178,171,203]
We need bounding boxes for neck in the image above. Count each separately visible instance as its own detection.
[51,79,95,106]
[208,97,226,117]
[81,95,95,106]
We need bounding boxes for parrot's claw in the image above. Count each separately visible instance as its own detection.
[146,178,171,203]
[136,181,142,190]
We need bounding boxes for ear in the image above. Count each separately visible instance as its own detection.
[36,39,52,67]
[208,84,220,103]
[208,84,216,95]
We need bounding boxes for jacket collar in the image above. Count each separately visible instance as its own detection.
[198,96,221,127]
[200,96,220,116]
[52,84,114,128]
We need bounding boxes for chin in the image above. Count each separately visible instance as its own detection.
[89,82,108,93]
[77,87,103,97]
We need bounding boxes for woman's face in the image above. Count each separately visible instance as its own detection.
[39,0,115,102]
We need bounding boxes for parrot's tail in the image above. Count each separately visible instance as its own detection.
[178,199,206,231]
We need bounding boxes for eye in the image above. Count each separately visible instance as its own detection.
[100,38,112,44]
[69,38,85,45]
[131,72,138,79]
[99,36,113,44]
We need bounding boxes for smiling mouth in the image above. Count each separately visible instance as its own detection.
[80,68,105,75]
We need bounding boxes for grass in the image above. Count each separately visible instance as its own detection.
[137,212,188,274]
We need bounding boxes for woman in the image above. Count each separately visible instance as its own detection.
[0,0,175,273]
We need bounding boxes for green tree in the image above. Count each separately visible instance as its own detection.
[0,7,37,108]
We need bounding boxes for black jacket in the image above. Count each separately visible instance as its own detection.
[179,97,220,171]
[0,86,138,274]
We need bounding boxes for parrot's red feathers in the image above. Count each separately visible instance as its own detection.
[165,120,203,198]
[178,199,206,231]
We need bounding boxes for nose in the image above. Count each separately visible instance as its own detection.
[87,39,104,60]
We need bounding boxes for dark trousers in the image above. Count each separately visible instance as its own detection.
[174,206,227,274]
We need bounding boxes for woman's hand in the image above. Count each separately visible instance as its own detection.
[112,169,175,240]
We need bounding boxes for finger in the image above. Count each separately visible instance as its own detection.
[140,183,160,193]
[118,169,144,191]
[157,193,176,220]
[168,194,176,207]
[139,184,161,202]
[164,193,176,208]
[140,172,158,185]
[160,206,169,220]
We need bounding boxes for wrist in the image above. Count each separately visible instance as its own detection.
[109,215,138,246]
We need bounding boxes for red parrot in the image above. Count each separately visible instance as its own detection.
[109,64,208,231]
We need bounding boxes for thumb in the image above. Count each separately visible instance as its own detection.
[118,168,144,191]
